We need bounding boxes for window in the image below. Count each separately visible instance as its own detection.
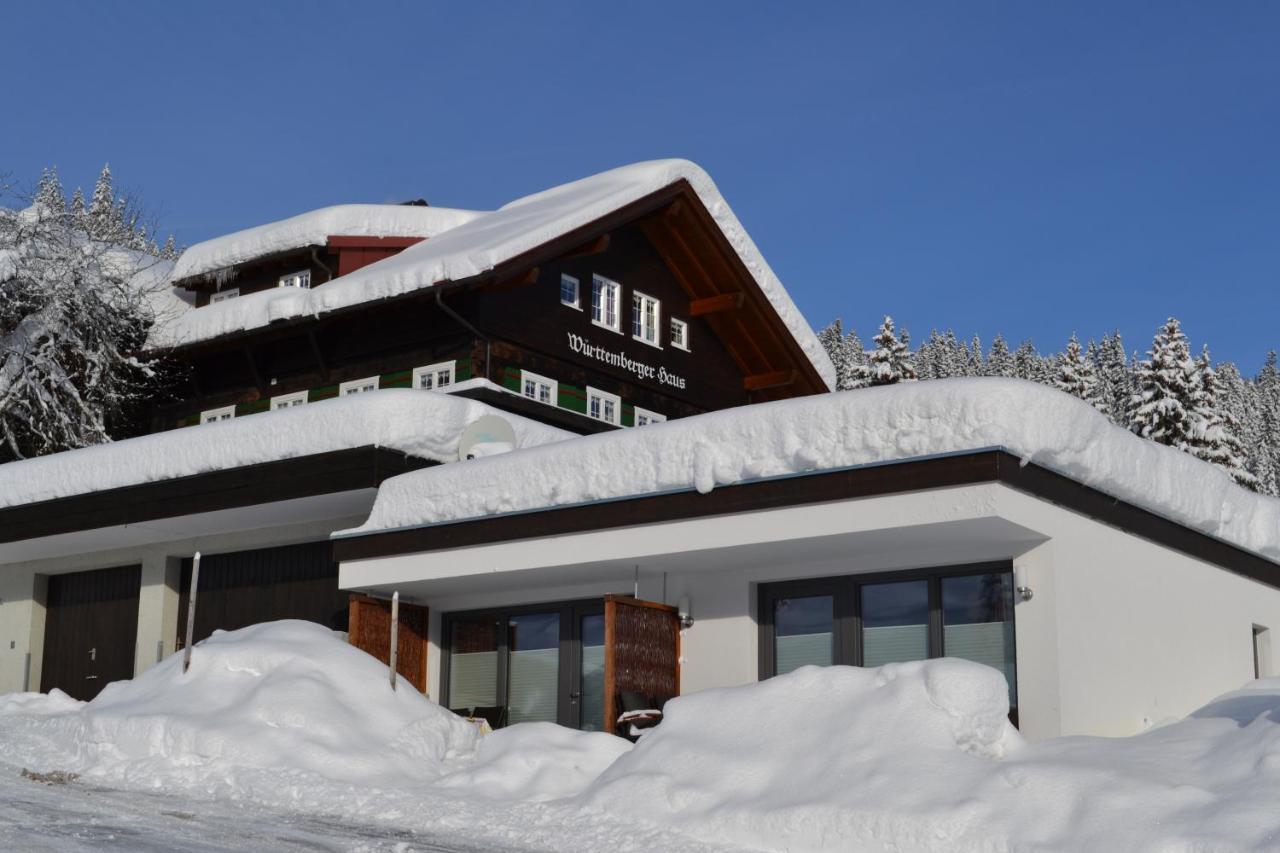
[560,274,580,309]
[278,270,311,289]
[413,361,455,391]
[339,376,379,396]
[520,370,557,406]
[632,291,661,347]
[670,318,689,351]
[591,275,621,332]
[443,600,604,730]
[270,391,308,410]
[200,405,235,424]
[634,407,666,426]
[586,387,620,425]
[1255,625,1272,679]
[209,288,239,304]
[760,562,1018,717]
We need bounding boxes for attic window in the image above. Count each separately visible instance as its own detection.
[632,292,661,347]
[634,407,666,426]
[591,275,620,333]
[560,274,580,309]
[339,376,380,395]
[279,270,311,289]
[670,318,689,351]
[210,288,240,304]
[413,361,455,390]
[200,405,235,424]
[271,391,308,410]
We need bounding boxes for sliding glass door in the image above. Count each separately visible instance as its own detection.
[442,600,604,730]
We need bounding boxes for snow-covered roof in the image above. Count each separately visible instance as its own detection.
[168,203,486,284]
[342,378,1280,563]
[149,160,837,390]
[0,390,571,511]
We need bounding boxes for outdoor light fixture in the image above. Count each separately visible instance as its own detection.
[1014,565,1034,602]
[678,596,694,629]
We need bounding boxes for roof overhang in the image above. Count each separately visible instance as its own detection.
[334,449,1280,591]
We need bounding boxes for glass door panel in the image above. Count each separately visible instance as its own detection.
[774,595,834,674]
[861,580,929,666]
[579,613,606,731]
[507,612,560,724]
[448,618,499,712]
[942,573,1017,708]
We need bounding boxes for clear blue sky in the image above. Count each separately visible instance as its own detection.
[4,2,1277,372]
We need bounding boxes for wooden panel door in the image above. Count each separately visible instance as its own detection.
[40,565,141,701]
[348,594,429,692]
[603,595,681,736]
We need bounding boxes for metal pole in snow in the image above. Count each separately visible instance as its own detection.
[183,552,201,674]
[388,591,399,691]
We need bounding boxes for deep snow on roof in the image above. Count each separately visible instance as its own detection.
[343,378,1280,563]
[148,160,836,390]
[0,390,571,511]
[169,203,486,283]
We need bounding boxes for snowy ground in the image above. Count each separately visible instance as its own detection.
[4,621,1280,852]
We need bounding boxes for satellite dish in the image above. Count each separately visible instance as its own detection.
[458,414,518,461]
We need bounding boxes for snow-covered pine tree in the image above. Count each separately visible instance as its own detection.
[1188,348,1257,489]
[0,173,170,462]
[913,330,944,380]
[966,334,984,376]
[1254,352,1280,495]
[88,163,123,241]
[868,315,916,385]
[1128,317,1200,450]
[33,168,66,217]
[68,186,86,227]
[987,334,1014,377]
[160,234,178,260]
[1012,340,1043,383]
[818,319,860,391]
[844,326,870,389]
[1053,334,1106,413]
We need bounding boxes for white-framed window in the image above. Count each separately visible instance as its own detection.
[520,370,557,406]
[279,270,311,289]
[591,275,621,332]
[632,291,661,347]
[586,387,620,425]
[210,288,240,304]
[413,361,455,391]
[670,317,689,351]
[271,390,308,410]
[634,407,666,426]
[339,376,380,396]
[200,405,236,424]
[560,274,580,309]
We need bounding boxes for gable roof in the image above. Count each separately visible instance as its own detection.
[149,160,837,391]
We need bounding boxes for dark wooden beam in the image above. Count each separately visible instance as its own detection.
[560,234,610,260]
[242,347,266,391]
[480,266,541,294]
[689,292,745,317]
[743,370,796,392]
[306,329,329,381]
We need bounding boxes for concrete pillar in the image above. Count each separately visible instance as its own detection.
[133,554,182,676]
[0,568,46,694]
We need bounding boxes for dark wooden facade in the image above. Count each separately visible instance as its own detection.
[41,565,141,701]
[150,181,827,435]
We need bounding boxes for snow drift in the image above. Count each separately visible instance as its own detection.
[346,378,1280,563]
[0,389,570,510]
[0,621,478,791]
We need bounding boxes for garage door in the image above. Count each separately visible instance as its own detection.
[40,565,141,701]
[176,541,348,648]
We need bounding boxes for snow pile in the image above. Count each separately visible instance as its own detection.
[169,203,484,284]
[0,389,570,510]
[0,621,478,791]
[149,160,836,391]
[436,722,631,801]
[583,660,1020,850]
[347,378,1280,562]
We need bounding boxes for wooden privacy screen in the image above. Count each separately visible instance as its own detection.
[603,595,681,735]
[348,594,429,693]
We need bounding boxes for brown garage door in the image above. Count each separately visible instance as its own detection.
[41,565,141,701]
[176,541,348,648]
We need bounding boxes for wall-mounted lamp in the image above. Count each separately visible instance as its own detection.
[1014,565,1034,602]
[677,596,694,629]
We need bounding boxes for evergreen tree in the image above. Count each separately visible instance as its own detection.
[160,234,178,260]
[1129,318,1199,450]
[1013,340,1043,383]
[1255,352,1280,495]
[818,319,864,391]
[1189,348,1257,489]
[966,334,984,376]
[33,168,66,216]
[868,315,916,385]
[68,186,86,226]
[987,335,1014,377]
[88,163,122,241]
[1054,334,1106,413]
